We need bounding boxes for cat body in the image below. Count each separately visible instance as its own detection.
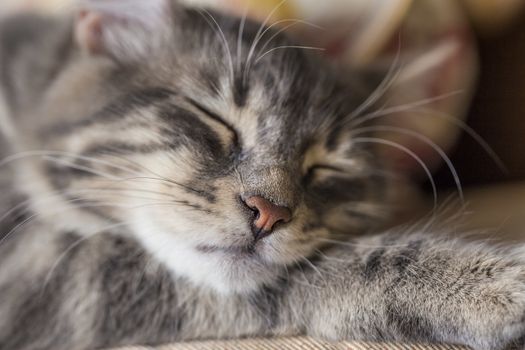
[1,1,525,349]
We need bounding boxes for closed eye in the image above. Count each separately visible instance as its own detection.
[304,164,346,185]
[185,97,240,148]
[309,165,345,173]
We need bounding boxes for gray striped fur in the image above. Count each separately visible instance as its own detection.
[1,1,525,350]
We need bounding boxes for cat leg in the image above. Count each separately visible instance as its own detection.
[280,231,525,350]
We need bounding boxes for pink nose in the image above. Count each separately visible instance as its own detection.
[244,196,292,239]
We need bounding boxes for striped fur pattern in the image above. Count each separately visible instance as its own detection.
[1,1,525,350]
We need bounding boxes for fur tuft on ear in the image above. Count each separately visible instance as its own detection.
[75,0,174,62]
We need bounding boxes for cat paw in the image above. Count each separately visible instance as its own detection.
[304,240,525,350]
[441,254,525,350]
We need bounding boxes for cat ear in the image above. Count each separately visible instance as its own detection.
[75,0,174,62]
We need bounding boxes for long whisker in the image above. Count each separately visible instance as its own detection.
[40,221,131,295]
[0,202,112,247]
[113,175,208,197]
[255,19,325,58]
[42,157,193,197]
[346,104,506,174]
[0,150,140,175]
[352,137,438,210]
[256,45,325,63]
[98,151,209,196]
[350,125,464,202]
[41,159,202,199]
[298,256,331,282]
[0,198,199,247]
[197,8,235,84]
[244,0,289,84]
[0,186,178,229]
[0,187,208,245]
[313,249,348,264]
[313,237,413,249]
[1,149,206,197]
[237,3,249,72]
[44,156,124,181]
[73,187,180,202]
[414,108,507,173]
[348,90,464,127]
[349,37,403,119]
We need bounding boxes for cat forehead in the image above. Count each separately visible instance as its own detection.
[74,2,361,156]
[76,0,344,104]
[161,58,354,159]
[148,8,330,102]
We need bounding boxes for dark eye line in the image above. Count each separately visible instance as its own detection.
[309,164,345,173]
[185,97,240,147]
[303,164,346,187]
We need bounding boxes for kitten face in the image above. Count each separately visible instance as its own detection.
[23,2,386,293]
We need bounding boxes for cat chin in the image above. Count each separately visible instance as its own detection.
[130,219,282,295]
[196,255,282,295]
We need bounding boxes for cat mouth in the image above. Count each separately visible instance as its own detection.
[195,243,259,257]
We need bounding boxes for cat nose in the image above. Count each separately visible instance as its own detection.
[244,196,292,240]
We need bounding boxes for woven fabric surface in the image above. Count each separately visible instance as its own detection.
[112,337,469,350]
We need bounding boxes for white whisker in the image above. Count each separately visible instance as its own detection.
[0,150,140,175]
[0,186,177,229]
[352,137,438,210]
[197,8,235,84]
[40,221,131,296]
[256,45,325,63]
[349,90,464,128]
[0,196,198,248]
[313,237,413,249]
[236,3,249,72]
[43,156,123,181]
[350,37,403,119]
[244,0,289,84]
[256,19,325,59]
[350,125,464,202]
[416,108,507,173]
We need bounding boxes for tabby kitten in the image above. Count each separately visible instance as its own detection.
[1,1,525,350]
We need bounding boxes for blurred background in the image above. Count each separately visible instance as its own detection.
[436,9,525,186]
[431,2,525,238]
[439,11,525,186]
